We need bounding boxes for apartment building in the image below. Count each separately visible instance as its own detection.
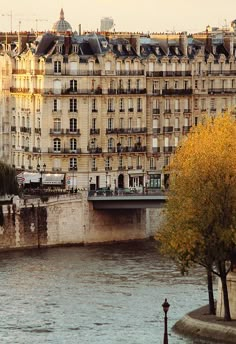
[1,10,236,190]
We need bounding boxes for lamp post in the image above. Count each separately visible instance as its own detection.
[162,298,170,344]
[37,163,46,188]
[105,171,108,188]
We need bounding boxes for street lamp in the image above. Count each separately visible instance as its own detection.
[37,163,46,188]
[162,298,170,344]
[105,171,108,188]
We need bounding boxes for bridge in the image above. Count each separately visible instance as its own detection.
[87,191,167,209]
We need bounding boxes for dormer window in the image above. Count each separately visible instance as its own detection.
[101,41,108,49]
[54,61,61,73]
[72,44,79,53]
[57,44,63,53]
[155,47,160,55]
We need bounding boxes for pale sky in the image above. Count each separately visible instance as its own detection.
[0,0,236,34]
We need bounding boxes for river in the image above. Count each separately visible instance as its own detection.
[0,240,217,344]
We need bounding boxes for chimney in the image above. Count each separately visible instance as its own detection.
[179,32,187,56]
[130,34,140,56]
[78,24,82,36]
[224,32,234,56]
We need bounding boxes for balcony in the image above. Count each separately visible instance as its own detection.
[105,167,112,171]
[92,109,98,113]
[174,127,181,132]
[182,126,192,133]
[152,109,160,114]
[153,128,161,134]
[87,147,102,154]
[152,147,160,154]
[11,126,16,132]
[52,167,62,172]
[146,71,192,77]
[90,129,100,135]
[91,167,98,171]
[33,147,41,153]
[108,147,116,153]
[208,88,236,94]
[48,148,82,154]
[163,126,173,133]
[128,108,134,112]
[69,166,78,171]
[118,166,126,171]
[162,88,192,96]
[10,87,31,93]
[35,128,41,134]
[107,109,115,113]
[136,165,143,169]
[183,109,191,113]
[116,70,145,76]
[50,129,64,135]
[20,127,31,134]
[163,146,173,153]
[66,129,81,135]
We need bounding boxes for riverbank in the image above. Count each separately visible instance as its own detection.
[173,305,236,343]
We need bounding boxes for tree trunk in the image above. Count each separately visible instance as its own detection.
[207,267,215,314]
[218,262,231,321]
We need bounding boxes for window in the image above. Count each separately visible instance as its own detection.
[127,79,131,91]
[108,98,114,112]
[128,118,132,129]
[150,157,155,169]
[136,79,140,90]
[53,138,61,152]
[108,138,114,151]
[108,118,113,130]
[91,157,96,170]
[54,118,61,131]
[119,118,124,128]
[92,118,96,130]
[149,174,161,189]
[195,117,198,126]
[70,157,77,169]
[70,138,77,151]
[119,156,123,168]
[70,118,77,132]
[174,136,179,147]
[128,98,133,110]
[92,98,97,111]
[119,98,124,111]
[53,99,59,111]
[105,157,111,169]
[70,80,77,92]
[174,117,179,129]
[137,98,142,111]
[174,99,180,112]
[69,99,77,112]
[54,61,61,73]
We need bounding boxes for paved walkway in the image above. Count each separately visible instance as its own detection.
[173,305,236,343]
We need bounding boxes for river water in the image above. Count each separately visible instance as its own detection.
[0,240,217,344]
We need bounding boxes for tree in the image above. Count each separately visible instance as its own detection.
[0,161,19,196]
[156,114,236,320]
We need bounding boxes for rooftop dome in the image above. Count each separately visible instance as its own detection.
[52,9,72,33]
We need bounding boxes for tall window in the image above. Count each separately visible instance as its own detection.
[54,61,61,73]
[54,118,61,131]
[91,157,96,170]
[70,138,77,151]
[70,118,77,132]
[108,98,114,112]
[108,138,114,152]
[119,98,124,111]
[108,118,113,130]
[53,99,60,111]
[70,80,77,92]
[53,138,61,152]
[137,98,142,111]
[69,99,77,112]
[92,98,97,111]
[70,157,77,169]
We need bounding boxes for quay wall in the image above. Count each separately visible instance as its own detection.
[0,193,163,250]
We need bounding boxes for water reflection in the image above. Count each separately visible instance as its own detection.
[0,240,217,344]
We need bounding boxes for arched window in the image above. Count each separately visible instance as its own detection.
[53,138,61,152]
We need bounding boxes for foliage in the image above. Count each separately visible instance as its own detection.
[0,161,19,196]
[156,114,236,319]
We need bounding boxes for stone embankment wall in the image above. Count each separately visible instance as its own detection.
[0,192,163,250]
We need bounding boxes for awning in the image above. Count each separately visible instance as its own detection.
[128,169,144,177]
[42,174,64,185]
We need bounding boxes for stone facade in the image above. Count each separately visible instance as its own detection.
[0,192,163,250]
[1,11,236,192]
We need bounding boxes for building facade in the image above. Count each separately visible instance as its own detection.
[1,10,236,191]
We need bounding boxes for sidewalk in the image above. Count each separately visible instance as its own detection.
[173,305,236,344]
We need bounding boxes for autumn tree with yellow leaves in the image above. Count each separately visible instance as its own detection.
[156,114,236,321]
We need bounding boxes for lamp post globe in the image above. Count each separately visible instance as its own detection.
[162,298,170,344]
